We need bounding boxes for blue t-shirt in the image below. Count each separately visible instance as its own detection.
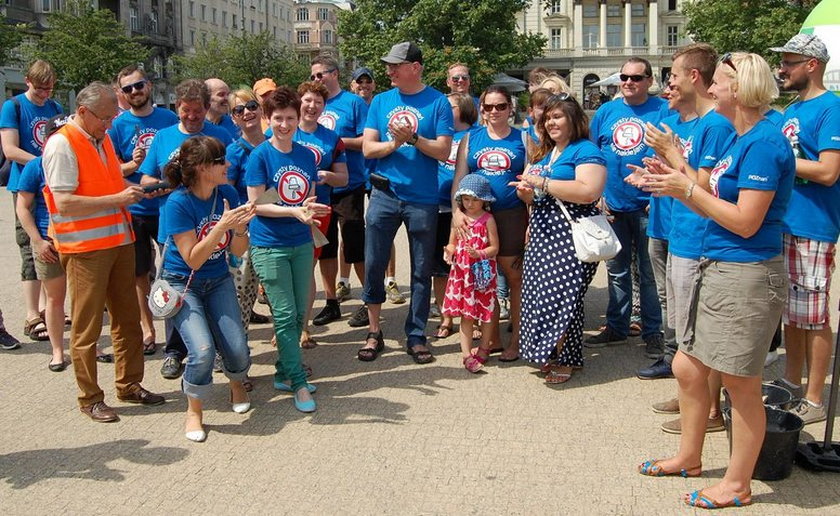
[245,141,318,248]
[108,107,179,216]
[0,94,63,192]
[208,114,240,140]
[139,122,234,242]
[780,91,840,243]
[645,113,699,240]
[226,138,262,204]
[702,119,795,262]
[294,124,347,204]
[764,108,784,126]
[590,96,666,212]
[321,90,368,193]
[16,156,49,238]
[529,139,606,182]
[437,129,469,208]
[668,110,735,260]
[162,184,240,280]
[365,86,454,204]
[466,126,527,211]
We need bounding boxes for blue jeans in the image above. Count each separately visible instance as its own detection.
[165,272,251,401]
[605,209,662,338]
[363,188,437,345]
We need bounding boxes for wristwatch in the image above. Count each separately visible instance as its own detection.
[407,132,419,146]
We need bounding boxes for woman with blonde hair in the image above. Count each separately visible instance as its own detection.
[637,52,794,509]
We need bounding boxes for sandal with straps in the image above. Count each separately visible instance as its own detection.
[545,365,573,384]
[357,331,384,362]
[684,489,751,509]
[638,459,701,478]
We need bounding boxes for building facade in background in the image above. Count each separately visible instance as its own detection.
[293,0,353,60]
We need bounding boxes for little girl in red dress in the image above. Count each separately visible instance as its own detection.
[442,174,500,373]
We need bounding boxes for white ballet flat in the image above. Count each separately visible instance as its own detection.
[232,401,251,414]
[185,430,206,442]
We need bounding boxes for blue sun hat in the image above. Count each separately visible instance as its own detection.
[455,174,496,204]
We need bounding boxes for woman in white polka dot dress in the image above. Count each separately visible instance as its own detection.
[513,94,607,384]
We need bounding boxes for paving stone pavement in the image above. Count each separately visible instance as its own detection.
[0,189,838,514]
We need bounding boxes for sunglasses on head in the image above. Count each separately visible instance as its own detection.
[549,92,575,104]
[309,68,336,81]
[451,74,470,82]
[210,156,226,165]
[719,52,737,72]
[232,100,260,116]
[482,102,509,112]
[120,80,147,94]
[620,74,649,82]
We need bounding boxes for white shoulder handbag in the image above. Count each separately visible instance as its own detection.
[555,198,621,263]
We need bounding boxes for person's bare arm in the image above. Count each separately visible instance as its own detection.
[794,150,840,186]
[51,187,144,218]
[0,128,36,166]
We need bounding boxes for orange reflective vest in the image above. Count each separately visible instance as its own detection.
[43,123,134,254]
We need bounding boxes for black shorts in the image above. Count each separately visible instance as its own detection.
[431,211,452,277]
[322,186,366,262]
[131,214,160,277]
[13,193,36,281]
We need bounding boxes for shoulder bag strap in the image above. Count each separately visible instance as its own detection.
[158,188,218,293]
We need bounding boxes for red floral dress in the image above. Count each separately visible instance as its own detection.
[442,211,497,323]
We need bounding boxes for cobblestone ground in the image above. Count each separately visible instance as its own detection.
[0,190,838,514]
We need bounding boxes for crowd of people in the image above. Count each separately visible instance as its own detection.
[1,32,838,508]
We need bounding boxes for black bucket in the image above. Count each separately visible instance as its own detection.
[722,382,795,411]
[722,406,804,481]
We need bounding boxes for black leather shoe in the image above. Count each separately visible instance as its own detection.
[117,385,165,405]
[637,357,673,380]
[312,303,341,326]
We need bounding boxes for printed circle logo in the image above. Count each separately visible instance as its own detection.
[477,150,511,172]
[681,137,693,159]
[781,120,799,142]
[277,170,310,205]
[709,155,732,197]
[197,220,231,257]
[32,120,48,148]
[612,121,644,151]
[388,110,418,133]
[137,132,156,150]
[445,142,458,166]
[318,113,337,130]
[301,143,323,166]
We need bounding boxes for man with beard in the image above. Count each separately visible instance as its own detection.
[205,78,239,139]
[108,64,179,356]
[771,34,840,425]
[139,79,234,379]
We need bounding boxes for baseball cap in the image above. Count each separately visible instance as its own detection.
[253,78,278,97]
[352,67,374,81]
[770,33,830,63]
[45,114,71,139]
[381,42,423,65]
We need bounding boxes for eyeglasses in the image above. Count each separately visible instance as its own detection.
[120,80,147,94]
[210,156,226,165]
[33,84,55,93]
[482,102,509,112]
[779,58,810,69]
[232,100,260,116]
[620,74,649,82]
[450,75,470,82]
[309,68,336,81]
[719,52,737,72]
[84,106,117,124]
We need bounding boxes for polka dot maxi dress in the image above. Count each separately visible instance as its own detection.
[520,193,599,366]
[442,211,497,323]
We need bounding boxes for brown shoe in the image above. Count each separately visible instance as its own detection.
[661,414,725,434]
[652,397,680,414]
[80,401,119,423]
[117,385,165,406]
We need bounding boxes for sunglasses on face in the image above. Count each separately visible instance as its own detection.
[719,52,737,72]
[309,68,336,81]
[620,74,649,82]
[232,100,260,116]
[120,80,147,94]
[450,75,470,82]
[482,102,509,112]
[356,78,373,85]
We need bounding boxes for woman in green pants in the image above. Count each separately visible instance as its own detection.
[244,87,330,412]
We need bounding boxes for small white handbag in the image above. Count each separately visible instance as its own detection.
[555,198,622,263]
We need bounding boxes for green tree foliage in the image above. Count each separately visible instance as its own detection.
[0,13,24,67]
[34,0,149,91]
[338,0,546,92]
[173,31,309,89]
[682,0,819,63]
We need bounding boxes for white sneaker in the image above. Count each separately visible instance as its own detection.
[791,398,827,425]
[336,281,351,302]
[386,281,406,304]
[764,350,779,368]
[429,304,441,319]
[498,297,510,320]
